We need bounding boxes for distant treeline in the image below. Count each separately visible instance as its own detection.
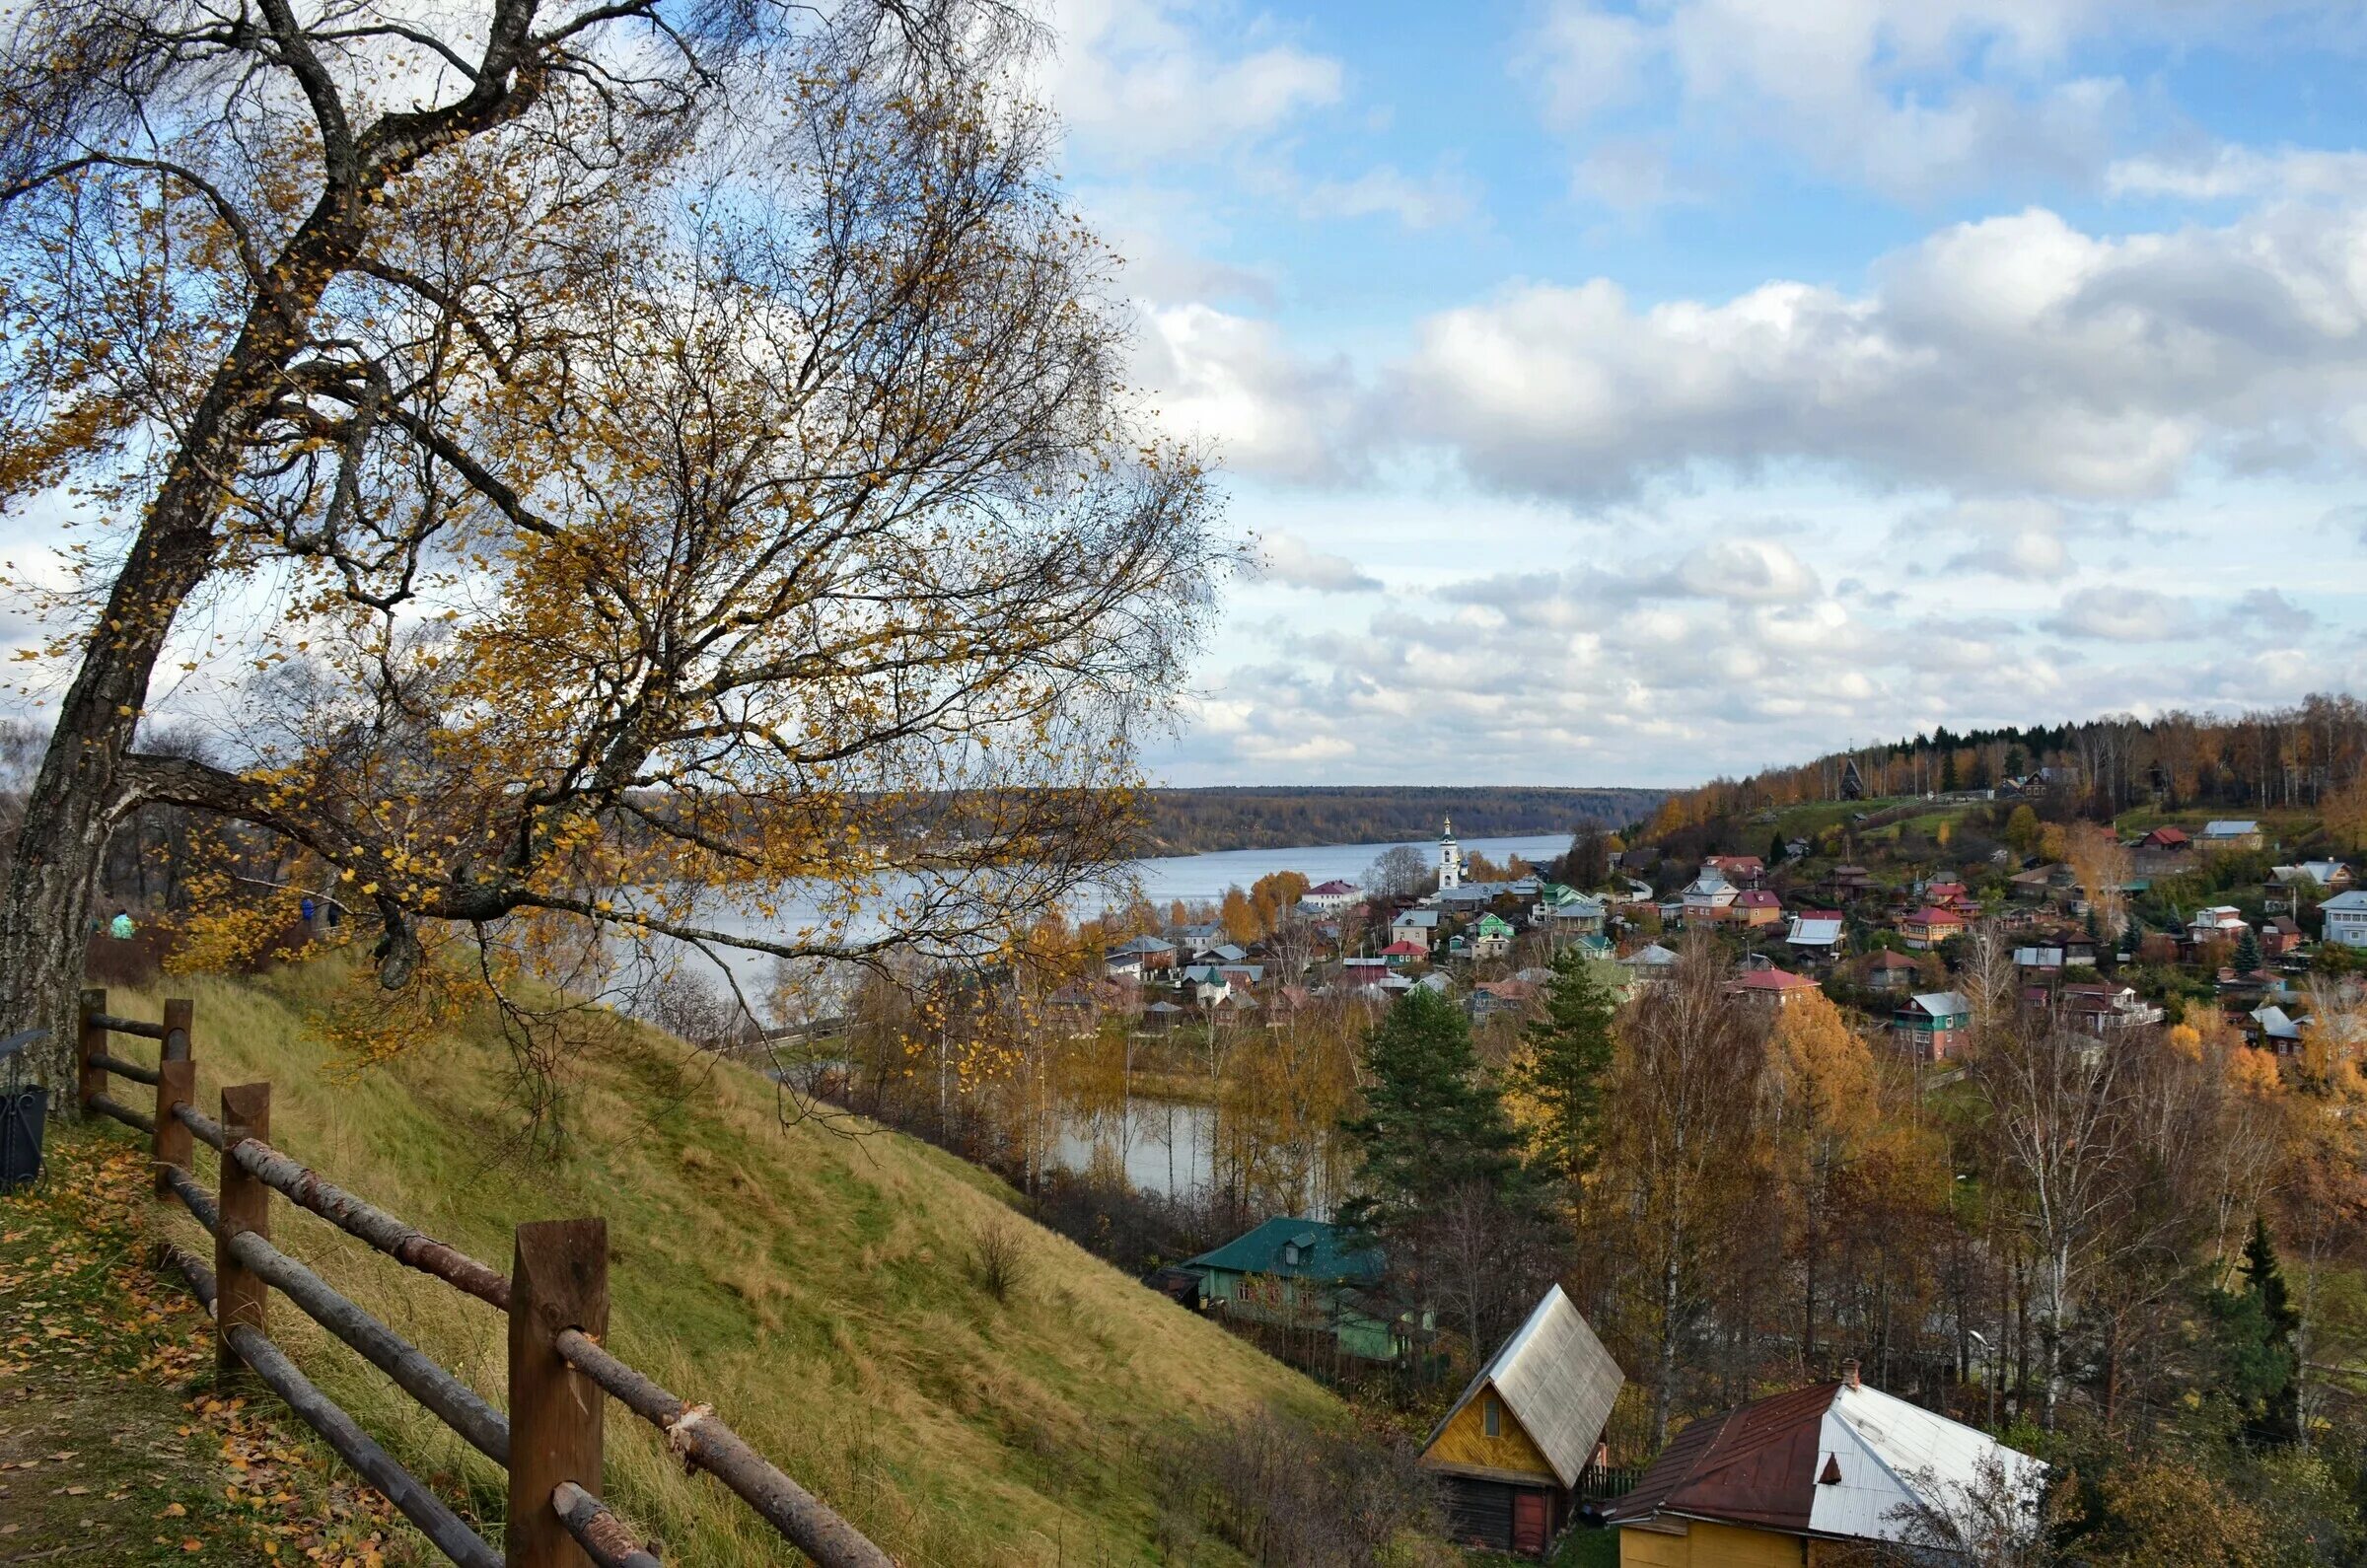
[1645,692,2367,839]
[1134,785,1667,855]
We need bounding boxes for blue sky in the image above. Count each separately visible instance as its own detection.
[1034,0,2367,787]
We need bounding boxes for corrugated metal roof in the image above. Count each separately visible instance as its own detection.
[1809,1384,2045,1543]
[1609,1380,2043,1545]
[1182,1217,1383,1283]
[1422,1286,1623,1489]
[1606,1382,1835,1532]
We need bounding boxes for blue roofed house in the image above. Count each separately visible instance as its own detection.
[1392,907,1443,951]
[2322,889,2367,949]
[1533,885,1608,937]
[1179,1217,1428,1362]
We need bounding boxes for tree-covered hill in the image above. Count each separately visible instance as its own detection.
[1137,786,1667,855]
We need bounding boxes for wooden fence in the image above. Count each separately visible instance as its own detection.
[73,987,893,1568]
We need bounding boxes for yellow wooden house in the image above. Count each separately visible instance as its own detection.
[1419,1285,1623,1558]
[1606,1365,2043,1566]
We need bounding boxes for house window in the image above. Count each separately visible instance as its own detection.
[1482,1395,1501,1438]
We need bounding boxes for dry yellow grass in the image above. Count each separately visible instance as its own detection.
[93,965,1336,1565]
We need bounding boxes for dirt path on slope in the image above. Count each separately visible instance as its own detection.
[1,1128,415,1566]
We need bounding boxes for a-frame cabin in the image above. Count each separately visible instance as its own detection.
[1420,1285,1624,1558]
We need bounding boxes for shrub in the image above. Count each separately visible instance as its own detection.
[1165,1405,1452,1567]
[969,1215,1030,1304]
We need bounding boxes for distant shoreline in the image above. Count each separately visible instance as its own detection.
[1135,784,1670,856]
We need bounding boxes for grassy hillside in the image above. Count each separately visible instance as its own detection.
[95,964,1337,1566]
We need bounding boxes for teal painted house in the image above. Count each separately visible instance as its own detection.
[1181,1217,1427,1361]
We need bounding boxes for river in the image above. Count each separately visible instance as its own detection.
[684,830,1573,999]
[1118,830,1572,906]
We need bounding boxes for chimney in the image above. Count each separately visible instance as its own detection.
[1841,1358,1861,1391]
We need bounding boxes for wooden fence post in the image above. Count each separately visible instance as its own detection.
[507,1219,609,1568]
[154,999,194,1194]
[76,987,106,1114]
[162,997,192,1064]
[215,1083,271,1385]
[154,1059,194,1196]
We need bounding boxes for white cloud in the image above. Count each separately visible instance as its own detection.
[1674,537,1822,602]
[1527,0,2134,197]
[1131,304,1355,480]
[1379,204,2367,503]
[1915,498,2081,579]
[2043,586,2193,641]
[1296,165,1477,230]
[2108,146,2367,203]
[1524,5,1656,125]
[1042,0,1342,163]
[1257,532,1382,593]
[1523,0,2357,200]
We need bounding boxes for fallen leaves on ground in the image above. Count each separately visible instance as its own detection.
[1,1128,423,1565]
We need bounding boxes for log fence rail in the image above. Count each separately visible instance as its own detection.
[72,987,895,1568]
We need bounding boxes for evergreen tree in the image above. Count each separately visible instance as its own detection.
[2209,1214,2303,1450]
[1518,949,1619,1194]
[1338,988,1525,1237]
[2243,1214,2302,1447]
[1767,830,1786,867]
[2234,926,2263,974]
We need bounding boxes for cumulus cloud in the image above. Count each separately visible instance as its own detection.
[1672,537,1821,602]
[1377,203,2367,503]
[2043,587,2193,642]
[1523,0,2144,198]
[1907,498,2084,580]
[1042,0,1341,163]
[1131,305,1355,480]
[1257,532,1383,594]
[1295,165,1478,231]
[2108,145,2367,203]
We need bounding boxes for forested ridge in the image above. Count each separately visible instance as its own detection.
[1646,694,2367,832]
[1137,786,1667,855]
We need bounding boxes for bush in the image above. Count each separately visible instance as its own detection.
[969,1215,1030,1304]
[1165,1405,1453,1568]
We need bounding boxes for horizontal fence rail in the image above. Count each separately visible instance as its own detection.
[553,1328,897,1568]
[553,1482,663,1568]
[74,987,896,1568]
[159,1243,503,1568]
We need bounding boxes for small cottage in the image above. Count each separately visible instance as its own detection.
[1420,1285,1623,1559]
[1607,1363,2043,1566]
[1862,950,1917,992]
[1898,905,1965,950]
[1894,990,1972,1061]
[1179,1218,1417,1361]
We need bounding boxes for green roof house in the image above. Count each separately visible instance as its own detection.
[1181,1217,1422,1361]
[1472,912,1517,959]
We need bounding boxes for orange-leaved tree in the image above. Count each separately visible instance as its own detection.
[0,0,1231,1097]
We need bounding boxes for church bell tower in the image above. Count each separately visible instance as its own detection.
[1439,817,1464,891]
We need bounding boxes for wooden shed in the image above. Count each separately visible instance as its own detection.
[1419,1285,1624,1558]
